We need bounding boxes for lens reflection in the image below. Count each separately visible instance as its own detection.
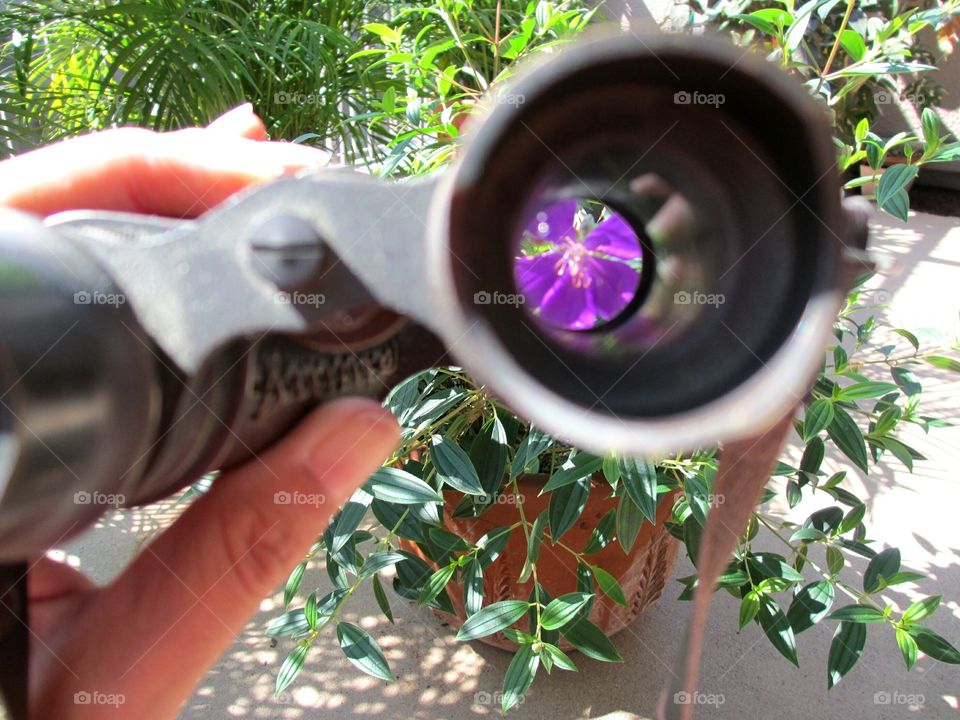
[513,199,643,332]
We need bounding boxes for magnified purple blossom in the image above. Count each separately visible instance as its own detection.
[514,199,643,330]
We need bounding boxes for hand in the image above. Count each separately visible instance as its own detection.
[0,106,400,719]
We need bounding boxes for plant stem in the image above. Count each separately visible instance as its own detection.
[816,0,856,93]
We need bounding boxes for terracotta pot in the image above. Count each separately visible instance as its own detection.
[399,474,680,651]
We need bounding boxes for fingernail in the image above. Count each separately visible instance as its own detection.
[214,102,254,123]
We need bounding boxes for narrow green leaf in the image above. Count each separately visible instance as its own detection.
[463,558,484,617]
[419,564,456,606]
[548,475,590,542]
[540,452,603,493]
[619,457,658,523]
[284,561,307,608]
[501,643,539,712]
[828,604,886,623]
[616,492,645,553]
[828,621,867,688]
[276,644,309,695]
[305,592,318,631]
[359,551,407,579]
[602,453,621,486]
[431,434,485,495]
[740,591,760,630]
[540,592,594,631]
[541,642,578,671]
[583,509,616,554]
[896,627,918,670]
[266,609,311,638]
[456,600,530,641]
[561,617,623,662]
[864,548,901,593]
[364,467,443,504]
[828,406,869,473]
[757,597,799,666]
[787,581,835,634]
[372,574,394,624]
[477,527,513,568]
[836,381,899,401]
[902,595,940,624]
[925,355,960,374]
[337,622,395,682]
[591,565,628,607]
[804,398,835,441]
[470,416,508,494]
[909,626,960,664]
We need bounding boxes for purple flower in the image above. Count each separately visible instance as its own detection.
[514,200,642,330]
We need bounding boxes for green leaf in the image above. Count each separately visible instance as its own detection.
[827,621,867,688]
[419,564,456,606]
[501,643,539,712]
[305,592,318,631]
[477,527,513,568]
[561,617,623,662]
[431,434,485,495]
[925,355,960,374]
[864,548,901,593]
[804,398,835,441]
[284,561,307,608]
[891,366,922,396]
[364,467,443,504]
[616,492,645,553]
[276,644,309,695]
[330,489,373,554]
[456,600,530,641]
[800,436,825,474]
[740,591,760,630]
[359,551,407,579]
[510,428,551,479]
[337,622,395,682]
[540,452,603,493]
[827,546,845,575]
[619,457,659,523]
[787,581,835,633]
[541,643,578,672]
[896,627,918,670]
[902,596,940,624]
[921,107,941,150]
[591,565,627,607]
[372,574,394,624]
[836,381,899,402]
[908,626,960,664]
[548,475,590,542]
[266,609,311,638]
[827,406,869,473]
[871,437,917,471]
[828,604,887,623]
[839,28,866,61]
[757,597,799,666]
[583,509,617,554]
[527,513,548,565]
[540,592,594,631]
[463,558,484,616]
[602,453,621,486]
[470,416,508,494]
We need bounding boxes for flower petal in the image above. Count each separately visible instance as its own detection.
[525,199,578,242]
[583,214,642,261]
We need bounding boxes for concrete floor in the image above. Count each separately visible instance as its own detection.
[61,208,960,719]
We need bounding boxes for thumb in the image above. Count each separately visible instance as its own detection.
[37,397,398,719]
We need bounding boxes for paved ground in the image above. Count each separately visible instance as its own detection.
[60,208,960,719]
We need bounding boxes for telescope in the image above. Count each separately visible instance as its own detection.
[0,31,869,719]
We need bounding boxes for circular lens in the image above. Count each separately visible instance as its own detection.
[513,199,643,332]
